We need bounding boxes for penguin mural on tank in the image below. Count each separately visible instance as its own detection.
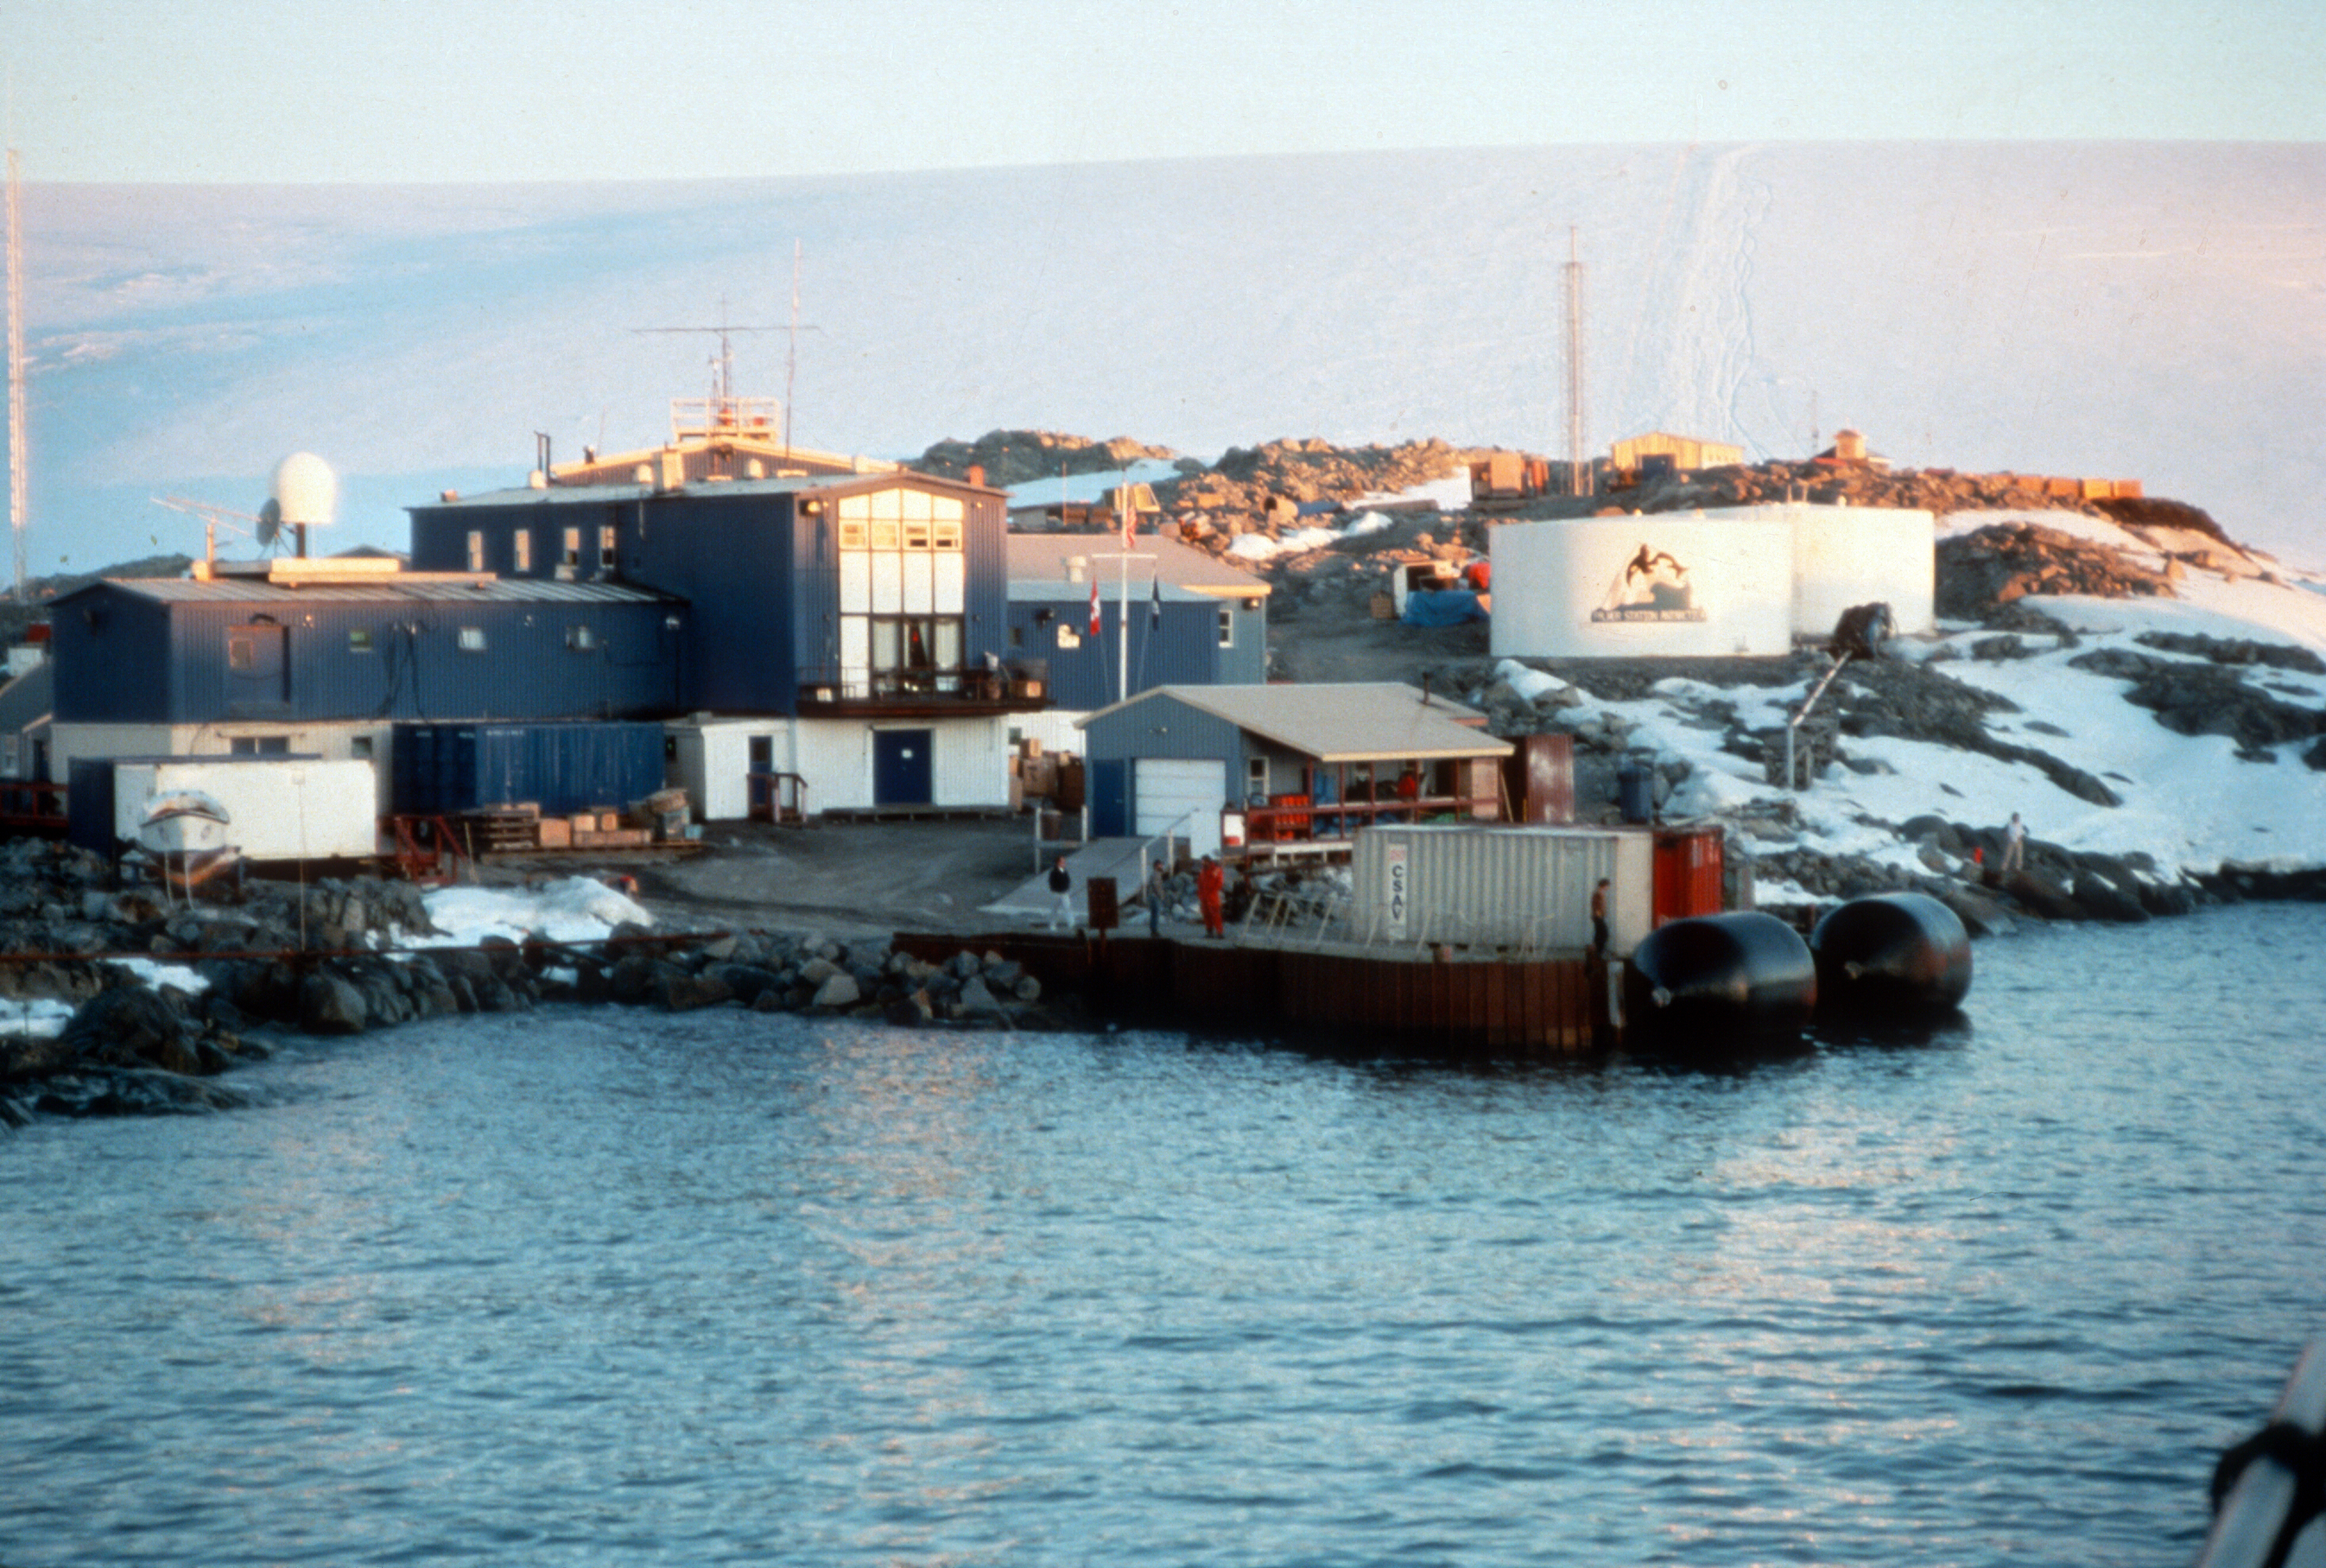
[1593,543,1706,623]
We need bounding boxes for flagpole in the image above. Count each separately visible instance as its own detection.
[1092,548,1154,707]
[1117,478,1132,706]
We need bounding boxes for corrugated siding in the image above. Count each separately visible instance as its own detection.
[1083,695,1246,768]
[1083,695,1248,835]
[1351,826,1656,951]
[50,588,174,723]
[156,599,683,724]
[964,496,1009,669]
[391,721,667,815]
[414,480,1007,716]
[629,493,797,712]
[1217,601,1267,684]
[1008,598,1248,711]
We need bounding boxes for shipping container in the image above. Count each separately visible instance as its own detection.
[1350,825,1656,955]
[1652,827,1725,924]
[391,720,666,817]
[69,754,378,861]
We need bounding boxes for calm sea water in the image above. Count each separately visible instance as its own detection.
[4,902,2322,1567]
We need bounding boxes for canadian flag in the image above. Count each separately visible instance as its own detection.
[1088,577,1101,637]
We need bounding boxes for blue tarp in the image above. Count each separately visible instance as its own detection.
[1400,589,1487,627]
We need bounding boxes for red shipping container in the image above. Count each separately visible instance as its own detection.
[1651,827,1725,924]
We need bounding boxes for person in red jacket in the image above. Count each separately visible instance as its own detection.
[1196,856,1225,938]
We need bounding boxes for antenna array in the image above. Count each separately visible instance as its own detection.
[7,148,26,599]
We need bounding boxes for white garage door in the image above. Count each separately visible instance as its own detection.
[1135,758,1226,858]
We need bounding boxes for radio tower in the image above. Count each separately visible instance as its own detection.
[6,147,26,600]
[1563,226,1591,498]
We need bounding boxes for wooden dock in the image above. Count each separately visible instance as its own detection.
[891,930,1618,1058]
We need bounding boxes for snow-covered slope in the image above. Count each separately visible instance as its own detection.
[1528,510,2326,886]
[13,142,2324,570]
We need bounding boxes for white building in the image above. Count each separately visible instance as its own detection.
[1490,502,1935,659]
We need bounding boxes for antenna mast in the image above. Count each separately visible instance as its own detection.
[7,147,26,599]
[1564,226,1591,498]
[634,302,780,443]
[785,240,803,462]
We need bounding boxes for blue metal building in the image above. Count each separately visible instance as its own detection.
[49,575,687,725]
[1079,683,1510,846]
[1003,582,1266,712]
[406,472,1017,718]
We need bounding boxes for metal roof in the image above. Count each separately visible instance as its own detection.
[69,576,683,607]
[420,468,996,511]
[1004,532,1270,597]
[1007,578,1216,605]
[1080,682,1509,763]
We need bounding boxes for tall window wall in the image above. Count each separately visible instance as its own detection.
[835,488,966,697]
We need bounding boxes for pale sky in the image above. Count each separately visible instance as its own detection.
[4,0,2321,183]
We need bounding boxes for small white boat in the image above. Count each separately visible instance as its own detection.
[137,789,233,856]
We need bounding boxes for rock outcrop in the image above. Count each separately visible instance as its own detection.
[913,430,1177,488]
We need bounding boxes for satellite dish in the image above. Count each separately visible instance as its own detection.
[256,498,282,550]
[270,452,337,557]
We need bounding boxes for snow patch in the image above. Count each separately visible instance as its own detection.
[1227,526,1341,563]
[420,877,655,947]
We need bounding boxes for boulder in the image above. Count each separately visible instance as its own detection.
[605,954,666,1004]
[2071,869,2150,923]
[811,972,861,1009]
[706,964,781,1007]
[1936,885,2014,938]
[660,970,736,1012]
[956,976,1005,1020]
[472,974,525,1013]
[298,971,370,1036]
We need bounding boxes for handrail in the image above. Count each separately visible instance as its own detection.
[1136,810,1199,902]
[1783,650,1853,791]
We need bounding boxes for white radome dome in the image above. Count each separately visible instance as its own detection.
[270,452,338,526]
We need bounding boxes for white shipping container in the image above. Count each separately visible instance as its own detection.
[112,758,379,861]
[1351,824,1654,955]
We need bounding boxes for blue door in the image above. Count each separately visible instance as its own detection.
[873,729,933,806]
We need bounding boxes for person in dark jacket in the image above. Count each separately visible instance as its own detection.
[1590,877,1611,959]
[1047,855,1074,931]
[1145,859,1169,937]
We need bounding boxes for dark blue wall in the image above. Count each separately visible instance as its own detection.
[408,477,1010,715]
[51,583,687,725]
[49,590,172,723]
[391,720,667,815]
[1004,594,1266,711]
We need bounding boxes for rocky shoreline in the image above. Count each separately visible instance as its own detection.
[0,837,1080,1125]
[8,816,2326,1125]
